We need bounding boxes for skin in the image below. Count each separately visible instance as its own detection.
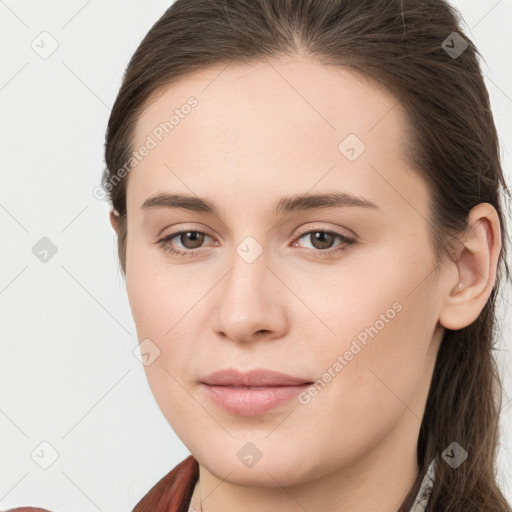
[110,56,501,512]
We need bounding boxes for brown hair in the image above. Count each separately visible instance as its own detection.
[102,1,511,510]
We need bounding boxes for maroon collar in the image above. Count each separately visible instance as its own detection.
[131,455,199,512]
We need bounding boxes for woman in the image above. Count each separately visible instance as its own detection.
[6,0,511,511]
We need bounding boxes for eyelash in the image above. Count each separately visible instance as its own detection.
[156,227,356,258]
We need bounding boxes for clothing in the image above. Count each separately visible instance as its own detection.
[3,456,435,512]
[131,455,199,512]
[398,458,436,512]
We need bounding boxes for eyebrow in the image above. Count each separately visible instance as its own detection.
[141,191,380,216]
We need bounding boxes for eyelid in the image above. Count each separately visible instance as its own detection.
[293,223,356,240]
[157,222,218,240]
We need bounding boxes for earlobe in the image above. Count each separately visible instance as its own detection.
[439,203,501,331]
[110,208,120,232]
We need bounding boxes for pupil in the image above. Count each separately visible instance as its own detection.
[313,232,332,249]
[182,232,203,248]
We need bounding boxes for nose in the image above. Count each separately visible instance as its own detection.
[211,244,288,345]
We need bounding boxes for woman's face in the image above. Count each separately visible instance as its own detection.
[123,57,450,486]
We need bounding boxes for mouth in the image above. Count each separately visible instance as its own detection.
[198,368,313,416]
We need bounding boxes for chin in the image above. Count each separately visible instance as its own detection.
[195,442,320,487]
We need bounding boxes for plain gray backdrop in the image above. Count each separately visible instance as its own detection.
[1,1,511,510]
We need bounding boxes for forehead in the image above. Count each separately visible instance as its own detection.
[133,56,407,146]
[127,56,424,217]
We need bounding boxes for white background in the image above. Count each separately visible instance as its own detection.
[0,1,511,510]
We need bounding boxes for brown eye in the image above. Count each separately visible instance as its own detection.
[292,228,357,258]
[307,231,337,250]
[177,231,206,249]
[157,230,214,256]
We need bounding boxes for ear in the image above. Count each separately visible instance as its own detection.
[110,208,119,232]
[439,203,502,330]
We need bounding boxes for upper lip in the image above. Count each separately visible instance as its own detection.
[200,368,313,387]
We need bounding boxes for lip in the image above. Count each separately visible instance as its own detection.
[200,368,312,387]
[199,368,313,416]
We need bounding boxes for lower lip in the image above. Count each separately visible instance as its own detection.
[200,383,311,416]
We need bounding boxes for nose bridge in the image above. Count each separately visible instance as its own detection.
[224,236,271,311]
[212,235,286,342]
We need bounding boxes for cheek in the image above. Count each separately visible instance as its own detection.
[125,240,202,339]
[296,245,436,421]
[125,264,192,410]
[311,292,434,454]
[324,319,430,467]
[127,271,204,435]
